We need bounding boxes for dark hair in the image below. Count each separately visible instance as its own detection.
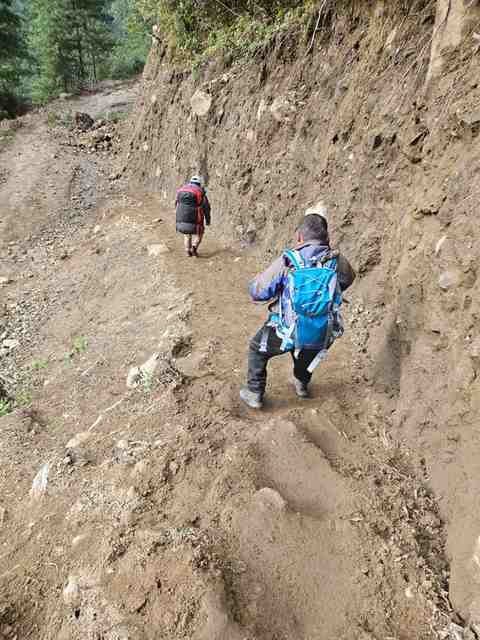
[298,214,329,243]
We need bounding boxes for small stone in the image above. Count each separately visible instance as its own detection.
[127,352,160,388]
[405,586,414,599]
[468,337,480,363]
[446,622,465,640]
[2,339,19,350]
[63,575,81,607]
[439,270,461,291]
[66,431,91,449]
[72,534,88,548]
[131,460,147,478]
[169,461,179,475]
[257,99,267,121]
[147,243,170,257]
[270,96,296,123]
[126,366,141,388]
[255,487,287,511]
[435,235,447,256]
[0,277,12,285]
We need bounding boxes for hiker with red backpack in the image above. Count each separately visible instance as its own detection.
[240,212,356,409]
[175,175,211,257]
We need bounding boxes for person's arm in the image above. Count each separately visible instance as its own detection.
[249,256,285,302]
[203,194,211,226]
[337,254,356,291]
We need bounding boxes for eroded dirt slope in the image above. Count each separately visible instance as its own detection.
[0,81,464,639]
[126,1,480,632]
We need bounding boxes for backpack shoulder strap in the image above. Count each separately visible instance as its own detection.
[283,249,304,270]
[318,249,340,269]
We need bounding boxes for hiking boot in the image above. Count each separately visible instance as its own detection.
[293,378,309,398]
[239,387,263,409]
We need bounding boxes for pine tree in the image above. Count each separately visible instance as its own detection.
[28,0,114,103]
[0,0,25,115]
[108,0,150,78]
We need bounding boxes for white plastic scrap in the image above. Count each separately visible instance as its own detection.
[30,462,50,499]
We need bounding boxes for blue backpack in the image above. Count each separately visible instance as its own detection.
[273,248,344,372]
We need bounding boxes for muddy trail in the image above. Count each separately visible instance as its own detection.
[0,85,464,640]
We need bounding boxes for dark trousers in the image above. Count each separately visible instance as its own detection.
[247,324,319,395]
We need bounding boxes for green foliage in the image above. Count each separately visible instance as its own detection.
[107,0,150,79]
[15,387,32,407]
[30,358,49,371]
[28,0,115,103]
[0,398,12,417]
[136,0,315,62]
[97,109,129,122]
[25,0,150,104]
[72,335,88,354]
[64,335,88,362]
[46,111,59,127]
[0,0,27,116]
[0,127,16,151]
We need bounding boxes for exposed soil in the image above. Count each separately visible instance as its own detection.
[1,5,480,637]
[0,77,468,640]
[125,2,480,636]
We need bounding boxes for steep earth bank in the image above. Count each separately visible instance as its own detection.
[126,0,480,630]
[0,80,462,638]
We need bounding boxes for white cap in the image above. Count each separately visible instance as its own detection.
[190,175,204,187]
[305,201,328,222]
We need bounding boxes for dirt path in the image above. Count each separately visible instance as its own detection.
[0,88,457,640]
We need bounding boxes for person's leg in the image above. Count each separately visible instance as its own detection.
[191,228,204,256]
[184,234,193,256]
[241,325,284,408]
[290,349,320,397]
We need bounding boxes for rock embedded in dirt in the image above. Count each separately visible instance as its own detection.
[255,487,287,512]
[66,431,91,449]
[2,339,19,350]
[147,243,170,257]
[190,90,212,117]
[0,277,12,286]
[439,270,462,291]
[270,95,296,123]
[63,575,81,607]
[126,352,160,388]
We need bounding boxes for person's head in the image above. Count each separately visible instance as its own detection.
[305,202,328,221]
[296,214,329,245]
[190,175,204,188]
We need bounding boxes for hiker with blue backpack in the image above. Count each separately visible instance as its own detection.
[240,212,355,409]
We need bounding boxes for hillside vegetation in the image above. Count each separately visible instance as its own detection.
[0,0,150,115]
